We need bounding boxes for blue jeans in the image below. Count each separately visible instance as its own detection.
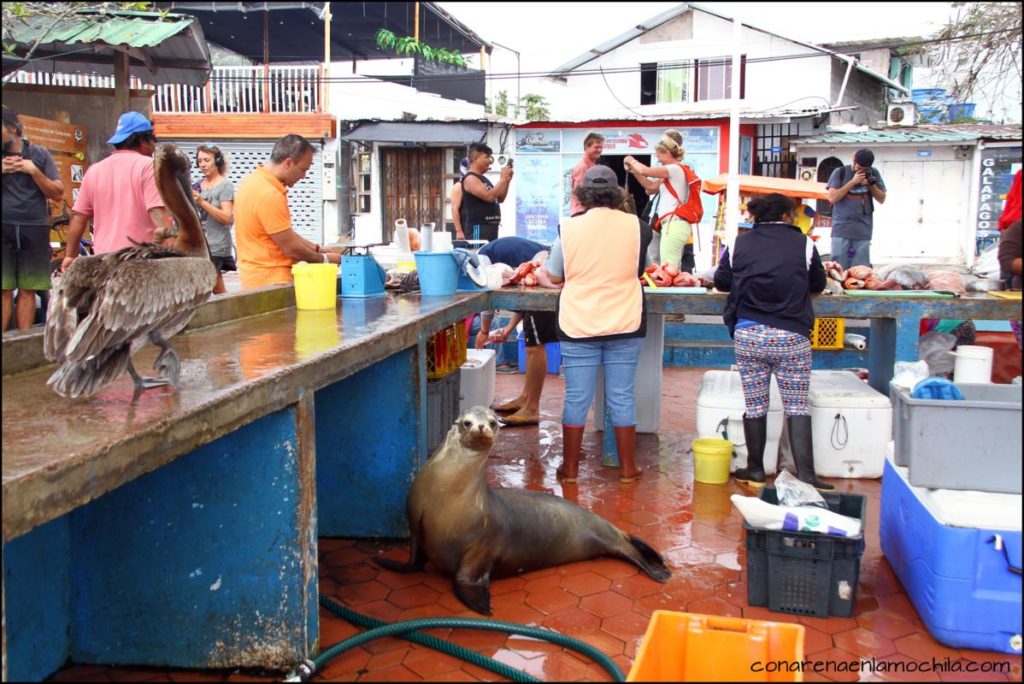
[560,338,643,427]
[830,237,871,269]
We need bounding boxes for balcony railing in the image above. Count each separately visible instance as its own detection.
[5,64,323,114]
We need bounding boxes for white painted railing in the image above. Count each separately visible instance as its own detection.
[6,65,322,114]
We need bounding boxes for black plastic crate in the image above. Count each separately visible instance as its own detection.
[426,370,461,455]
[744,486,867,618]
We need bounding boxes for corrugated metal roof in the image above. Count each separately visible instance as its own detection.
[792,124,1022,145]
[3,9,211,87]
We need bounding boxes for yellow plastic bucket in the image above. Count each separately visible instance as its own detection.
[291,262,339,310]
[693,437,733,485]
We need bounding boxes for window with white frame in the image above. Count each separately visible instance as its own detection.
[351,147,371,215]
[696,56,745,101]
[640,58,744,105]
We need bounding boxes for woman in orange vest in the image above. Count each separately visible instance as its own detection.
[544,166,653,485]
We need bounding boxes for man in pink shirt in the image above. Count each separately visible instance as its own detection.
[568,132,604,217]
[63,112,171,270]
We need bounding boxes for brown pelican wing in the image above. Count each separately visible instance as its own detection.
[63,257,216,363]
[44,253,121,362]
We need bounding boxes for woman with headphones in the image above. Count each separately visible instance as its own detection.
[193,144,235,294]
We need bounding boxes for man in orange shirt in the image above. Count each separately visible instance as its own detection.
[235,134,340,288]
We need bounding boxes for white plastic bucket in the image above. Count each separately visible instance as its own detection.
[951,345,994,384]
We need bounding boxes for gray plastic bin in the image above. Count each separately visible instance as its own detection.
[889,381,1022,493]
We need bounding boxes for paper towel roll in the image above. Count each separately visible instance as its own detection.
[394,219,410,252]
[844,333,867,351]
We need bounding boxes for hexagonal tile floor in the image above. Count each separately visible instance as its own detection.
[50,368,1022,682]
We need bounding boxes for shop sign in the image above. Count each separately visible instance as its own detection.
[977,146,1021,231]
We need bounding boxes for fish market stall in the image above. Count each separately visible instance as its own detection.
[2,283,1020,679]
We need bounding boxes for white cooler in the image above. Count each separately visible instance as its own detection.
[806,370,891,478]
[459,349,495,414]
[695,370,783,475]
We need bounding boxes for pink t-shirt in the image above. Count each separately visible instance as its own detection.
[569,156,596,216]
[73,149,164,254]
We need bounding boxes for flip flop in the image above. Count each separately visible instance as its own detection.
[499,415,540,427]
[491,401,524,414]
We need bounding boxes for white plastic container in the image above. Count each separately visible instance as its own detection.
[952,345,994,384]
[807,370,891,478]
[394,218,410,252]
[695,370,783,475]
[459,348,496,414]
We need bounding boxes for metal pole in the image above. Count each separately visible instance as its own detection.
[323,2,331,111]
[491,41,521,119]
[725,15,742,247]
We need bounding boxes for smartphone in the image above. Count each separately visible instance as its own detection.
[507,158,513,168]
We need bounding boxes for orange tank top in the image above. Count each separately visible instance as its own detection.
[558,208,643,339]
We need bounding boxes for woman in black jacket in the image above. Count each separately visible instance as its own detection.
[714,193,831,490]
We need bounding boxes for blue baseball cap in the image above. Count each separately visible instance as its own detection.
[108,112,153,144]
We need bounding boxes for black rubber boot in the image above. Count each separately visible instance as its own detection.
[788,414,834,491]
[733,416,767,489]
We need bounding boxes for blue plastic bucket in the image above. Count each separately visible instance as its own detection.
[414,251,458,296]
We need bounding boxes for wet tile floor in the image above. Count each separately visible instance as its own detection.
[52,368,1022,682]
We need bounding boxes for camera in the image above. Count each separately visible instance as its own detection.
[507,158,513,168]
[865,171,877,186]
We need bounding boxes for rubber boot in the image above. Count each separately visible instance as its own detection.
[788,414,834,491]
[615,425,641,483]
[733,416,768,490]
[557,425,584,483]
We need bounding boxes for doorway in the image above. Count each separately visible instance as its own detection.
[598,154,652,217]
[381,147,446,241]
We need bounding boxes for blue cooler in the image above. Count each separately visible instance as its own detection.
[880,456,1022,653]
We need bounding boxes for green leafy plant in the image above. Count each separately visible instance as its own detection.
[375,28,466,68]
[523,93,550,121]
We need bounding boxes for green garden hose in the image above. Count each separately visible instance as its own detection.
[283,594,626,682]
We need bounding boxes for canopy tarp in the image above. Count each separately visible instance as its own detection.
[702,173,829,200]
[2,9,211,87]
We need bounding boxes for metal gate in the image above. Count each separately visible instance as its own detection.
[381,147,445,241]
[754,123,799,179]
[170,140,324,244]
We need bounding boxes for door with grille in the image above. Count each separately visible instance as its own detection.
[170,140,324,244]
[381,147,445,241]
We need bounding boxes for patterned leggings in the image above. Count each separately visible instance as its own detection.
[734,324,812,418]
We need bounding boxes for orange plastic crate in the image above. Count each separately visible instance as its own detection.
[628,611,805,682]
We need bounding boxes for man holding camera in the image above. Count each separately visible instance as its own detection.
[827,148,887,269]
[461,142,513,243]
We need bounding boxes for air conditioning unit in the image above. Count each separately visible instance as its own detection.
[887,102,916,127]
[799,168,816,182]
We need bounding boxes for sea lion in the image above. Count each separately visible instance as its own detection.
[374,406,671,615]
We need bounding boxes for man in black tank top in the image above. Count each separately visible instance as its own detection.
[460,142,513,242]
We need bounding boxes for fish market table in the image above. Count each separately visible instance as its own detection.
[490,289,1022,393]
[1,287,485,679]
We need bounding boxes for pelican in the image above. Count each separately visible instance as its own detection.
[44,144,217,399]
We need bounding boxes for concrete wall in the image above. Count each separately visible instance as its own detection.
[829,65,888,126]
[2,87,153,164]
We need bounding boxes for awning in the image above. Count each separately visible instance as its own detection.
[341,122,488,145]
[2,9,211,87]
[702,173,830,201]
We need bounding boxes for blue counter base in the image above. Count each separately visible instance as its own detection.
[3,407,319,677]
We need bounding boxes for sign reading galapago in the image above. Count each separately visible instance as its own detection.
[977,146,1021,232]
